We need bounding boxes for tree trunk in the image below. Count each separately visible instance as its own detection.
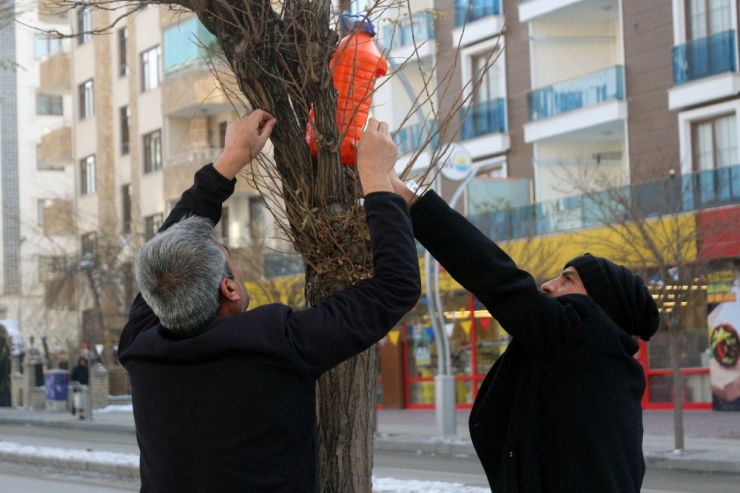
[668,316,685,452]
[317,348,377,492]
[195,2,378,488]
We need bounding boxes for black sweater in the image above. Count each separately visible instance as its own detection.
[118,165,420,492]
[410,191,646,493]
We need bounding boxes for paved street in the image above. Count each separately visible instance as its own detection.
[0,406,739,491]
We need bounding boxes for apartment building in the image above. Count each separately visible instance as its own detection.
[0,2,76,360]
[373,0,740,411]
[26,3,295,369]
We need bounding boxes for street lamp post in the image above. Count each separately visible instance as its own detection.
[426,151,505,435]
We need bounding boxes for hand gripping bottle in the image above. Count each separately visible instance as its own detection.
[305,14,388,165]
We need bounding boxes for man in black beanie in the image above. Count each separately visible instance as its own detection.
[390,177,660,493]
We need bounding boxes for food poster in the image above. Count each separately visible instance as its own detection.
[707,267,740,411]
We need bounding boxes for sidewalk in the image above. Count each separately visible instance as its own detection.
[0,406,739,478]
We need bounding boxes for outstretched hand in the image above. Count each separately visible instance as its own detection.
[356,117,398,194]
[214,110,277,180]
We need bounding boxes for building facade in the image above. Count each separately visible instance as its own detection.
[0,2,76,365]
[373,0,740,410]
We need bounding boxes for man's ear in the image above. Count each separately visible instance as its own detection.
[220,277,240,301]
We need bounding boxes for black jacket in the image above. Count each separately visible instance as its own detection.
[118,164,420,492]
[410,191,645,493]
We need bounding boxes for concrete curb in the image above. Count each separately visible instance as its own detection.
[1,416,739,480]
[0,416,135,435]
[0,448,140,480]
[644,450,740,474]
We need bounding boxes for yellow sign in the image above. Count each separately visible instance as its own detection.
[388,330,400,346]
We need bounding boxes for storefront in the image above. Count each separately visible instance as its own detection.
[378,286,719,411]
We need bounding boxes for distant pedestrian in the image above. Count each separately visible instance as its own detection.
[70,356,89,418]
[70,356,89,386]
[118,112,421,492]
[389,174,660,493]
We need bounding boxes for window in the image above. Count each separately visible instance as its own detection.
[37,199,49,226]
[118,27,128,76]
[143,129,162,173]
[219,121,228,148]
[77,7,92,45]
[692,113,738,170]
[144,213,163,241]
[472,50,501,104]
[141,46,161,91]
[687,0,732,40]
[38,255,66,282]
[34,35,61,59]
[120,105,130,155]
[78,79,94,119]
[249,196,265,242]
[80,155,96,195]
[122,184,132,234]
[36,92,63,115]
[80,232,97,268]
[220,206,229,240]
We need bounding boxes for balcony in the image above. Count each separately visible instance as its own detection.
[38,0,68,24]
[382,13,434,60]
[528,65,623,121]
[39,51,71,95]
[455,0,500,26]
[161,67,238,117]
[468,164,740,242]
[668,30,740,110]
[40,121,72,166]
[452,0,504,47]
[673,31,736,85]
[460,98,506,140]
[393,120,438,155]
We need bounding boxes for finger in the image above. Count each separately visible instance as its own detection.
[365,117,378,132]
[377,121,389,134]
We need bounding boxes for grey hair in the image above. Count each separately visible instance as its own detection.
[135,215,233,334]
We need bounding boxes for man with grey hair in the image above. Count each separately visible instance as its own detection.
[118,110,421,492]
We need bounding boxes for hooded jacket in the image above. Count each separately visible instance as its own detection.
[118,164,420,492]
[410,191,645,493]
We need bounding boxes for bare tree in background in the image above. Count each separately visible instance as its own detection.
[569,165,740,452]
[43,0,498,488]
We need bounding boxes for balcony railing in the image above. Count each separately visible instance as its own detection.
[166,148,223,167]
[455,0,501,26]
[673,30,736,85]
[382,13,434,50]
[469,164,740,242]
[528,65,624,121]
[460,98,506,140]
[393,120,438,155]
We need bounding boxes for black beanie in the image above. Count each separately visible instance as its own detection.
[564,253,660,341]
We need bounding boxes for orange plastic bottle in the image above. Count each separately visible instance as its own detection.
[305,14,388,166]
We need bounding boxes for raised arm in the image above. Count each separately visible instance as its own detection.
[281,118,422,376]
[407,191,583,356]
[120,111,276,353]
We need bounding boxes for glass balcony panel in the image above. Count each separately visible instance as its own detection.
[382,13,434,50]
[163,18,221,77]
[455,0,501,27]
[528,65,624,121]
[393,120,438,155]
[459,98,506,140]
[467,163,740,242]
[673,30,736,85]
